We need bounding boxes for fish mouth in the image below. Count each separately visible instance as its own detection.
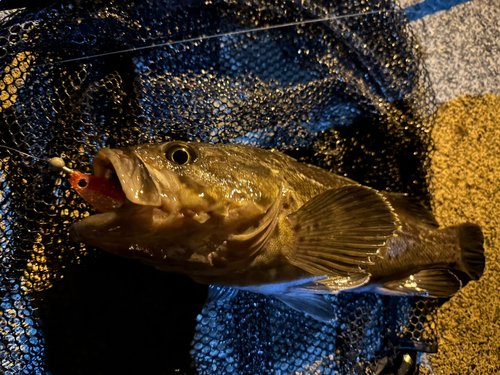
[70,148,170,252]
[92,148,162,207]
[92,153,121,190]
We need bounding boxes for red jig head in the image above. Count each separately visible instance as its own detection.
[69,171,125,213]
[49,157,125,213]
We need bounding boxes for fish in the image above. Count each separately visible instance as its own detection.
[69,141,485,322]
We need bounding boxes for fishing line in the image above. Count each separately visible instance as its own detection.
[0,145,124,213]
[0,144,50,162]
[0,7,409,166]
[0,144,73,173]
[6,8,408,72]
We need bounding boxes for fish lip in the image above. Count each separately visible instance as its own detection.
[69,204,184,259]
[69,206,145,253]
[69,222,82,242]
[92,148,162,207]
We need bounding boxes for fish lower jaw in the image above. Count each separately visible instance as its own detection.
[70,204,178,246]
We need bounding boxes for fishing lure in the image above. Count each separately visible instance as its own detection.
[0,145,125,213]
[49,157,125,213]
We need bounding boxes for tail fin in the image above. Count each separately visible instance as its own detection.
[457,223,485,280]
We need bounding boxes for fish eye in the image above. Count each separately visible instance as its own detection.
[165,143,197,165]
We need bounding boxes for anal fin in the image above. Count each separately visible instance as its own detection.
[379,269,462,298]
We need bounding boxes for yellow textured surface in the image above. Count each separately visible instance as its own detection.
[429,94,500,374]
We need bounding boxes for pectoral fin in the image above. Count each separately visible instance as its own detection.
[378,269,462,298]
[287,185,399,279]
[274,292,336,322]
[222,186,281,267]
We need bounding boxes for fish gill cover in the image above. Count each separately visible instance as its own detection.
[0,0,437,374]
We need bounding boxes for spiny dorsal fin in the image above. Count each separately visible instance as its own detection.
[382,192,439,228]
[379,269,462,298]
[287,185,399,279]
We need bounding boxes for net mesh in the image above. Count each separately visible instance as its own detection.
[0,0,437,374]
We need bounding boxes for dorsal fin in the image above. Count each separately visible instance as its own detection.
[382,192,439,228]
[287,185,399,279]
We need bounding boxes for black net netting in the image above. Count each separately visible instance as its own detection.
[0,1,439,374]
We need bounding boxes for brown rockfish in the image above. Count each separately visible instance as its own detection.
[70,141,485,321]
